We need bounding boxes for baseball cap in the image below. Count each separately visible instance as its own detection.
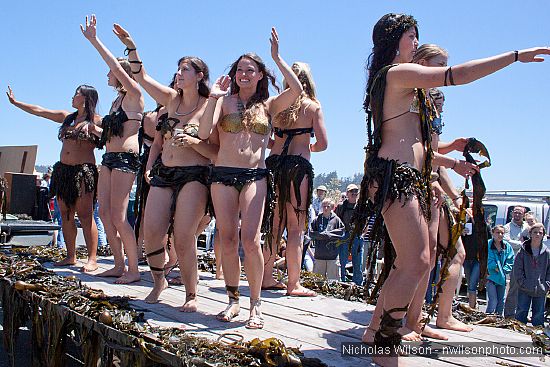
[346,184,359,192]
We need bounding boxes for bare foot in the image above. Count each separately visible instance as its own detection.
[96,266,126,278]
[421,325,448,340]
[215,272,224,280]
[216,302,240,322]
[145,277,168,304]
[436,315,473,332]
[400,326,423,342]
[114,271,141,284]
[81,260,98,273]
[54,257,77,267]
[286,285,316,297]
[181,294,197,312]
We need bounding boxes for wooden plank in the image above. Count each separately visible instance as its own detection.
[49,259,546,367]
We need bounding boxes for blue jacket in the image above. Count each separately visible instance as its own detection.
[487,239,514,286]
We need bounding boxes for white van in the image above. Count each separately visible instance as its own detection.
[479,191,550,248]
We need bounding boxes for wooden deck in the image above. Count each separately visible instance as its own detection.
[47,257,546,367]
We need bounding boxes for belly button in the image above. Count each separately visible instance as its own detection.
[240,149,244,153]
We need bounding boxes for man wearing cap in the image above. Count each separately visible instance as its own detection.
[312,185,328,215]
[335,184,364,285]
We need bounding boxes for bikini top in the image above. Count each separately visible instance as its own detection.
[100,95,143,146]
[58,112,100,146]
[274,127,314,157]
[381,89,441,134]
[219,113,270,136]
[156,113,199,139]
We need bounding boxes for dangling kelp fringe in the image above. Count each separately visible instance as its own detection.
[210,166,275,252]
[265,153,313,252]
[0,177,7,219]
[0,253,327,367]
[423,190,469,328]
[134,139,152,239]
[50,162,98,220]
[150,159,211,248]
[351,65,435,304]
[423,138,491,328]
[463,138,491,291]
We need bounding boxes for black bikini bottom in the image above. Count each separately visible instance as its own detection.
[101,152,141,174]
[150,160,211,242]
[209,166,275,250]
[50,161,98,218]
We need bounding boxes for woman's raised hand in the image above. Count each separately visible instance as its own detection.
[518,47,550,63]
[80,14,97,40]
[270,27,280,61]
[6,86,16,104]
[113,24,136,49]
[210,75,231,99]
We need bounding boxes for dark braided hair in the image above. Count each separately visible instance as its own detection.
[364,13,418,153]
[364,14,418,110]
[228,53,280,108]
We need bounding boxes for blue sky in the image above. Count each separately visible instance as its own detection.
[1,1,549,191]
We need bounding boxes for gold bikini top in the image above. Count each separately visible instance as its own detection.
[219,113,270,136]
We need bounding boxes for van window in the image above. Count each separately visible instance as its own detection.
[505,206,531,224]
[483,204,498,227]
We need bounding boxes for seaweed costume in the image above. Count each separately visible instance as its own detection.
[99,95,142,174]
[50,112,100,219]
[145,115,211,272]
[210,107,275,250]
[351,64,436,351]
[265,126,314,249]
[133,110,160,239]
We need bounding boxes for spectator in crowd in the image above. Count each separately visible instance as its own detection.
[310,198,345,281]
[520,212,537,242]
[504,206,529,251]
[311,185,327,215]
[41,172,51,188]
[513,223,550,327]
[335,183,364,285]
[486,225,514,315]
[94,202,108,248]
[504,206,530,318]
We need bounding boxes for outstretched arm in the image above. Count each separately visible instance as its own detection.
[198,75,230,140]
[112,24,177,106]
[267,27,303,116]
[433,152,478,178]
[438,137,468,155]
[80,15,141,96]
[390,47,550,90]
[6,86,69,123]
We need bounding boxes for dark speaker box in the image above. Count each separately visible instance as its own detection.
[4,172,37,216]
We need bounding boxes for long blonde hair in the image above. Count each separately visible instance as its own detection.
[412,44,448,64]
[276,62,319,128]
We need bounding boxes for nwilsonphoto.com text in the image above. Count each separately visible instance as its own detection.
[341,342,545,358]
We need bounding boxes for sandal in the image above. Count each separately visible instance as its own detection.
[245,298,264,329]
[216,286,240,322]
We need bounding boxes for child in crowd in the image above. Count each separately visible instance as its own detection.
[513,223,550,326]
[486,225,514,315]
[310,198,345,281]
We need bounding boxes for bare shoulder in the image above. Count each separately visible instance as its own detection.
[93,114,103,125]
[302,98,320,115]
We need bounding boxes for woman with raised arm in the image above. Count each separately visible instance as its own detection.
[353,13,549,366]
[198,28,303,329]
[6,85,101,272]
[113,24,217,309]
[261,62,328,296]
[81,14,144,284]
